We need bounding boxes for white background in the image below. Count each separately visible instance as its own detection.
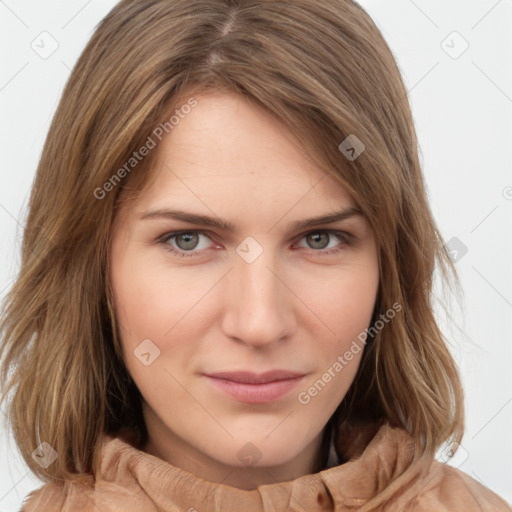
[1,1,511,510]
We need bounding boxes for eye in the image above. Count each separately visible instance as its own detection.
[296,231,350,253]
[159,230,214,258]
[157,229,352,259]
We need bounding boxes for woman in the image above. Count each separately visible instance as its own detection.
[1,0,510,510]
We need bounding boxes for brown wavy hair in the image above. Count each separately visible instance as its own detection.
[0,0,464,484]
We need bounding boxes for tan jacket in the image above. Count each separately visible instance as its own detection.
[21,422,511,511]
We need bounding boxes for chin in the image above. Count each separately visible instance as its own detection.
[217,435,308,469]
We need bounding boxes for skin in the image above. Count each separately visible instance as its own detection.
[109,91,379,490]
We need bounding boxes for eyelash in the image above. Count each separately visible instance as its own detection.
[157,229,353,259]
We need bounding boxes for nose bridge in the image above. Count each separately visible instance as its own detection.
[221,240,294,347]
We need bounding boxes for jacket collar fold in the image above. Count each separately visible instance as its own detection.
[87,421,427,512]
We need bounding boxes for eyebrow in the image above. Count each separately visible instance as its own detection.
[140,206,363,232]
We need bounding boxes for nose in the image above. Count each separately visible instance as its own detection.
[220,247,296,348]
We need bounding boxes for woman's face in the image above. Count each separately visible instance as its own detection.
[109,91,379,488]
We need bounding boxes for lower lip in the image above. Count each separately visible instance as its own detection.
[205,375,305,404]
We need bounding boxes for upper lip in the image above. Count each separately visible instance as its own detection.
[205,370,306,384]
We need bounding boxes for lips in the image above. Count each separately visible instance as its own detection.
[204,370,307,404]
[204,370,306,384]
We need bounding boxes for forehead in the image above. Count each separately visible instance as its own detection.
[134,91,355,216]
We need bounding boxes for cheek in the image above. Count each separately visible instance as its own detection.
[336,272,378,344]
[110,248,193,340]
[296,267,378,411]
[296,259,379,348]
[109,247,221,380]
[294,261,378,409]
[109,250,194,399]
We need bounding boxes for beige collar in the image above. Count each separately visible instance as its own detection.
[89,422,427,511]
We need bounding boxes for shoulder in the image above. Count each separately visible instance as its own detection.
[342,422,511,511]
[414,460,511,511]
[20,433,141,512]
[21,476,96,512]
[21,483,64,512]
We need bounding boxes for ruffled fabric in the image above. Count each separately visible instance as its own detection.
[21,422,511,511]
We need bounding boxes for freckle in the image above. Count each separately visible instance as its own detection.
[317,491,324,504]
